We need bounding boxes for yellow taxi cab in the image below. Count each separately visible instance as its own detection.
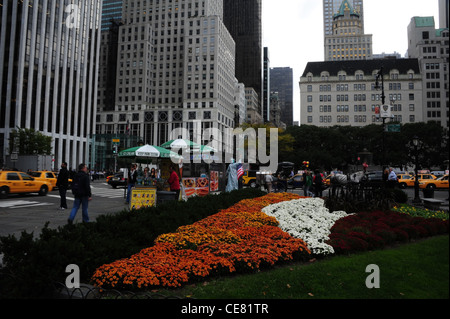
[0,170,53,198]
[416,173,437,182]
[397,174,415,188]
[28,171,57,191]
[419,175,449,189]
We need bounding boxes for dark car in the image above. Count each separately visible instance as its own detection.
[107,172,127,188]
[287,174,304,189]
[360,171,385,188]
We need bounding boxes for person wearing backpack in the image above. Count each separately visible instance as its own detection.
[313,170,324,198]
[68,163,92,224]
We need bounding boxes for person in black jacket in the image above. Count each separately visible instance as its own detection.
[68,163,92,224]
[56,162,69,210]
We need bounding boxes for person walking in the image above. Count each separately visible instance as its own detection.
[56,162,70,210]
[126,164,137,204]
[168,165,180,200]
[68,163,92,224]
[387,168,398,188]
[303,170,313,197]
[313,170,323,197]
[265,173,273,193]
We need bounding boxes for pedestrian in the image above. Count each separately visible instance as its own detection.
[168,165,180,200]
[126,163,137,204]
[387,168,398,188]
[313,170,323,197]
[265,173,273,193]
[56,162,70,210]
[303,170,313,197]
[68,163,92,224]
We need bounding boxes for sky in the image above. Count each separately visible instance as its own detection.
[262,0,441,124]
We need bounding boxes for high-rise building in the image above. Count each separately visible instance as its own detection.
[262,47,270,122]
[223,0,262,109]
[324,0,372,61]
[323,0,364,37]
[439,0,449,29]
[407,16,449,128]
[101,0,123,31]
[270,67,294,127]
[0,0,103,169]
[95,0,237,168]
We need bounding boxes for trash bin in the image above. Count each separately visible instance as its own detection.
[157,191,177,205]
[422,188,434,199]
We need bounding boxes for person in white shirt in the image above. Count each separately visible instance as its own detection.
[265,174,273,193]
[387,168,398,188]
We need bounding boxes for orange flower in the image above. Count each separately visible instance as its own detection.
[91,193,310,290]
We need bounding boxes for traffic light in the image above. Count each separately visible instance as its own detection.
[112,145,118,154]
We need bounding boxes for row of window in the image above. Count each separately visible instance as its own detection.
[306,115,413,124]
[308,82,415,92]
[307,104,416,113]
[308,93,416,102]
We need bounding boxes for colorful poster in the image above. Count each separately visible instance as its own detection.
[182,177,210,198]
[210,171,219,192]
[130,188,156,210]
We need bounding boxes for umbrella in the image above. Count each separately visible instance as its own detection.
[161,139,217,152]
[119,144,181,160]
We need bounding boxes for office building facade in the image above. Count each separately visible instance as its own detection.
[323,0,364,37]
[270,67,294,127]
[95,0,237,165]
[0,0,103,169]
[407,16,449,128]
[223,0,262,108]
[300,59,423,127]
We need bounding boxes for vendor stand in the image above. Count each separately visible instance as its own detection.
[160,139,221,199]
[118,144,182,209]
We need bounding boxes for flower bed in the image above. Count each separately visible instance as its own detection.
[91,193,311,290]
[327,210,449,254]
[262,197,349,255]
[392,204,449,221]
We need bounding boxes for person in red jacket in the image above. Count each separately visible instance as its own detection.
[168,165,180,200]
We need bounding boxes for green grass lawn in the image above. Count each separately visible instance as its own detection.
[158,235,449,299]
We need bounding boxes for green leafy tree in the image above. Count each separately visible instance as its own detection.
[8,127,52,155]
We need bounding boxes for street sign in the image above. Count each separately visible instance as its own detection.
[385,124,401,132]
[112,138,120,144]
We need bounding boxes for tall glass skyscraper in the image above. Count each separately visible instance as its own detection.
[223,0,262,110]
[101,0,123,31]
[0,0,103,169]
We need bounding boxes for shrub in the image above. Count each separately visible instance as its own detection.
[0,188,265,298]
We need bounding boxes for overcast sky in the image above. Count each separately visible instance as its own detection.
[262,0,441,123]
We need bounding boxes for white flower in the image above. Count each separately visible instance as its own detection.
[262,198,349,255]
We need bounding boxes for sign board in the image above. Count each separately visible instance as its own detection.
[385,124,401,132]
[129,187,156,210]
[379,105,392,119]
[112,138,120,144]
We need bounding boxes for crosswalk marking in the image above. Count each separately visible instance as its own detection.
[0,200,53,209]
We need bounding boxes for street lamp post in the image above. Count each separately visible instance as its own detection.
[375,67,387,166]
[412,136,422,204]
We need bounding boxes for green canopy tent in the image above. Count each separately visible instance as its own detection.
[119,144,181,161]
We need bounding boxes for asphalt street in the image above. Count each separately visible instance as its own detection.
[0,180,128,238]
[1,182,448,240]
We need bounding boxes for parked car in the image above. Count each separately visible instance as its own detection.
[242,170,259,188]
[419,175,449,189]
[108,172,127,188]
[287,174,304,189]
[0,171,52,198]
[359,171,385,188]
[28,171,57,191]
